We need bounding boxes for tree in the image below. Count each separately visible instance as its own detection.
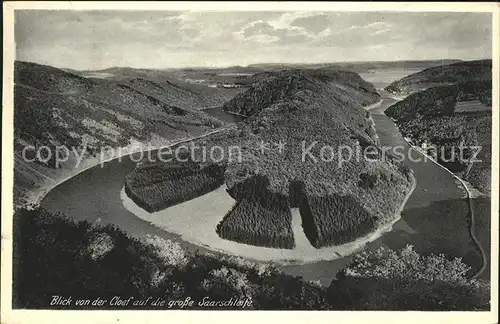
[344,245,472,285]
[329,245,490,311]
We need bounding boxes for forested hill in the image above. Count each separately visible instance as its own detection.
[385,59,492,96]
[223,68,380,116]
[206,68,413,247]
[385,80,492,194]
[127,68,414,249]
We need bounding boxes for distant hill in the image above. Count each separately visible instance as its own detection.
[76,60,465,97]
[74,66,245,109]
[385,80,492,194]
[385,59,492,95]
[248,60,463,73]
[13,61,232,206]
[223,68,380,116]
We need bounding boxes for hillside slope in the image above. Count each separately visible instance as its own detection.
[77,66,245,109]
[385,59,492,96]
[385,80,492,194]
[13,61,227,206]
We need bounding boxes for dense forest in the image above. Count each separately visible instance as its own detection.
[385,80,491,120]
[13,208,490,310]
[385,80,492,193]
[218,68,413,228]
[299,193,376,247]
[217,170,410,248]
[14,61,225,155]
[216,198,295,249]
[216,175,294,249]
[223,68,380,117]
[221,175,379,249]
[125,160,225,212]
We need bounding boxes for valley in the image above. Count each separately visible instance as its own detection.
[382,60,492,281]
[11,59,492,309]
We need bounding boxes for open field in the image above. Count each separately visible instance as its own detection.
[454,100,491,114]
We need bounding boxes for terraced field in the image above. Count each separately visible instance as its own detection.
[454,100,491,113]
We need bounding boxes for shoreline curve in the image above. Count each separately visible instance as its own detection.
[120,172,417,265]
[401,138,487,279]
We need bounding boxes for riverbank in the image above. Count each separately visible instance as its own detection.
[363,99,383,145]
[224,110,248,118]
[363,99,383,110]
[120,172,416,264]
[401,137,487,279]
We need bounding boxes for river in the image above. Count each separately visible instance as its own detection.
[40,68,481,285]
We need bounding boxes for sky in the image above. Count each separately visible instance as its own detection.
[15,10,493,70]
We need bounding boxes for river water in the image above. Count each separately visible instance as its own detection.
[40,69,479,285]
[203,107,245,123]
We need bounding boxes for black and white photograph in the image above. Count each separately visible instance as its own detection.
[1,2,498,323]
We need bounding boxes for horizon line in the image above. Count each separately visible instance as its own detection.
[16,56,493,72]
